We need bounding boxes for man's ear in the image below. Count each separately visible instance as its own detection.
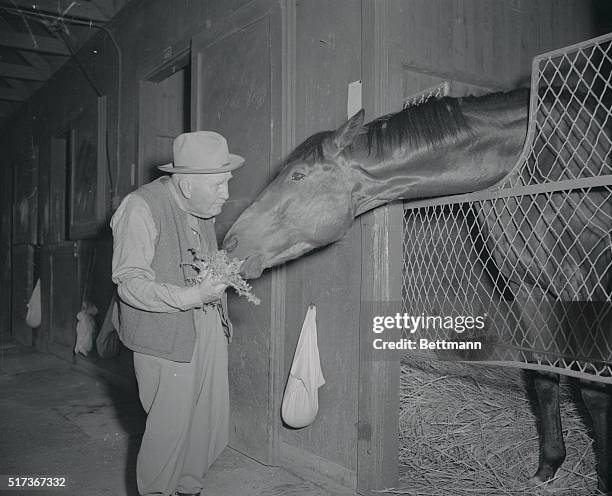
[177,176,192,199]
[323,109,365,158]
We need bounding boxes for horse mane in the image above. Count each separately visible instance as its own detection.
[284,100,471,164]
[362,97,471,157]
[285,131,329,164]
[283,88,529,164]
[361,88,529,158]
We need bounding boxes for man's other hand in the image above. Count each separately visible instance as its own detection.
[197,273,228,304]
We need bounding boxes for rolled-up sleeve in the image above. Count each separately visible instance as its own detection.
[110,194,202,313]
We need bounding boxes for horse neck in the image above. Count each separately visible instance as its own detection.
[348,96,528,216]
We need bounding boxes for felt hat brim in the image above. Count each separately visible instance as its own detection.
[157,153,245,174]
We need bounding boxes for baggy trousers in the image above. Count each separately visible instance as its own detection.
[133,307,229,496]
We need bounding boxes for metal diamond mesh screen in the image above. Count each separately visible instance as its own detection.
[402,34,612,383]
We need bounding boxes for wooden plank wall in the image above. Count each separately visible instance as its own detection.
[279,0,362,488]
[387,0,597,108]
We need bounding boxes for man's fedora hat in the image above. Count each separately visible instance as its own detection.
[158,131,245,174]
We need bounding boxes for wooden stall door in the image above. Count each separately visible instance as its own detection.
[11,146,39,346]
[68,97,107,240]
[12,147,38,246]
[138,67,190,186]
[11,244,35,346]
[43,242,80,360]
[49,136,68,243]
[190,0,281,464]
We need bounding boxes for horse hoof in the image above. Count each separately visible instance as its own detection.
[527,474,556,490]
[527,474,567,493]
[527,475,545,488]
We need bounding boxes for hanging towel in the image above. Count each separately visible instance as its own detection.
[25,279,41,328]
[281,304,325,428]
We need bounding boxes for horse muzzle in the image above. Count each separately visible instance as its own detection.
[222,233,266,279]
[239,253,266,280]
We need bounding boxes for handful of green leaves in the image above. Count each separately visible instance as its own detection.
[183,249,261,305]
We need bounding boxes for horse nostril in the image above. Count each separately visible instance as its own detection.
[239,253,265,279]
[224,236,238,253]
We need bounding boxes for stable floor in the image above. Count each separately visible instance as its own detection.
[0,343,355,496]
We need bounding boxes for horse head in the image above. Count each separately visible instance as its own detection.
[224,92,528,279]
[223,110,365,279]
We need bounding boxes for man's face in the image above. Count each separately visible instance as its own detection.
[180,172,232,218]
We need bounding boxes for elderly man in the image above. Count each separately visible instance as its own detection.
[111,131,243,496]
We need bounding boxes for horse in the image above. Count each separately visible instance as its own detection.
[222,88,612,493]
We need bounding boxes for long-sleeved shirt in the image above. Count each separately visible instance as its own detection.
[111,191,207,313]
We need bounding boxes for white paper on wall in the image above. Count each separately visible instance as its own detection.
[347,80,362,119]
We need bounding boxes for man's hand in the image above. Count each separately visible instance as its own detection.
[197,272,228,304]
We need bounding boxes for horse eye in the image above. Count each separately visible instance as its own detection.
[290,172,306,181]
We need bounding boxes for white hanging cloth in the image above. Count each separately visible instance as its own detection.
[281,304,325,429]
[25,279,41,328]
[74,301,98,356]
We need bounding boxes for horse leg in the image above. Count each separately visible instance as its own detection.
[528,371,566,486]
[580,381,611,494]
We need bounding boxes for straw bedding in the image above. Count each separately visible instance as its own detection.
[393,356,602,495]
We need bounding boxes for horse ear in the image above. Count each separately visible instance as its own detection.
[324,109,365,157]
